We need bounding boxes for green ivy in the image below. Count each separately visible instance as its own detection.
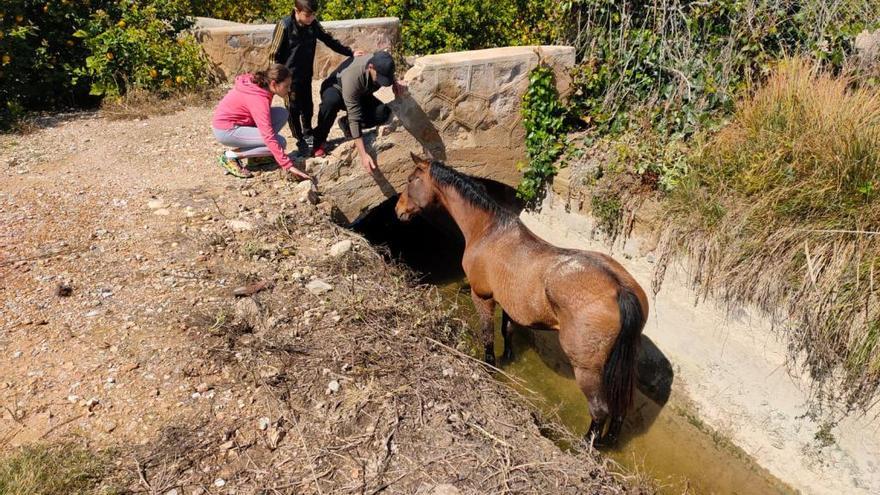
[517,63,567,202]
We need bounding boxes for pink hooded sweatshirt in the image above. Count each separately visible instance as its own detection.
[212,74,293,170]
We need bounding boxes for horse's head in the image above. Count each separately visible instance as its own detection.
[395,153,436,222]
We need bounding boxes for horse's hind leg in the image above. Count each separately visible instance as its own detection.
[573,366,610,447]
[605,416,625,446]
[470,290,497,366]
[501,311,514,362]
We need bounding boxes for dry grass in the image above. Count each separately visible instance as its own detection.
[658,58,880,411]
[0,443,117,495]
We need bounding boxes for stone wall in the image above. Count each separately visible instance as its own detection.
[194,17,400,81]
[309,46,576,224]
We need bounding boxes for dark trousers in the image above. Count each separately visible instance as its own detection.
[313,75,391,148]
[286,79,314,141]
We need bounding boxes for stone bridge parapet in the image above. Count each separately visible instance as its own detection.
[194,17,400,81]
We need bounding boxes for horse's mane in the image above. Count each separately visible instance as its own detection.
[429,160,516,224]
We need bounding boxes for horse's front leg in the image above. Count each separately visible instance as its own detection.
[501,310,514,362]
[470,290,496,366]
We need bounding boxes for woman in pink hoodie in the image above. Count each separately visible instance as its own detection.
[212,64,311,180]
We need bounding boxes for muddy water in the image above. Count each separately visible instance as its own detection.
[354,196,793,495]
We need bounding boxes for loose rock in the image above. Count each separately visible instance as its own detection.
[431,484,462,495]
[306,279,333,295]
[294,180,318,204]
[226,219,255,232]
[329,240,352,257]
[56,282,73,297]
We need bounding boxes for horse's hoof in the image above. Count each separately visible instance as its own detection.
[502,349,514,362]
[484,352,496,367]
[586,432,618,449]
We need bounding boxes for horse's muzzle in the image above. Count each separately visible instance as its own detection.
[396,210,413,222]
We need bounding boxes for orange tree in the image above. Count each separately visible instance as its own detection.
[1,0,211,130]
[74,0,210,98]
[0,0,107,129]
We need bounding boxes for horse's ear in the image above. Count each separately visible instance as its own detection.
[410,152,429,170]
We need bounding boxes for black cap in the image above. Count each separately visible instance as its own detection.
[369,51,395,87]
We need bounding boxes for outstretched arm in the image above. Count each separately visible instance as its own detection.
[315,20,354,57]
[353,136,377,172]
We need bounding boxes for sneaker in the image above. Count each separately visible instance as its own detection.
[218,154,253,178]
[337,116,352,139]
[303,132,314,147]
[311,144,327,158]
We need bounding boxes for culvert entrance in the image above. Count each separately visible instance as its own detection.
[350,177,522,283]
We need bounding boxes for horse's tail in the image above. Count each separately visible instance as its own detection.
[603,287,644,423]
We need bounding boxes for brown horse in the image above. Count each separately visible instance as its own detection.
[395,154,649,445]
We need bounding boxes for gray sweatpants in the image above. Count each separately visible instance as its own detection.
[213,107,288,159]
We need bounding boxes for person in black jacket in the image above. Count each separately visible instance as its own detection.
[269,0,364,152]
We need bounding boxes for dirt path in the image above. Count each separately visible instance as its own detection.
[0,107,642,493]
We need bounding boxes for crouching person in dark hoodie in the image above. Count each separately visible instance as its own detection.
[311,51,406,173]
